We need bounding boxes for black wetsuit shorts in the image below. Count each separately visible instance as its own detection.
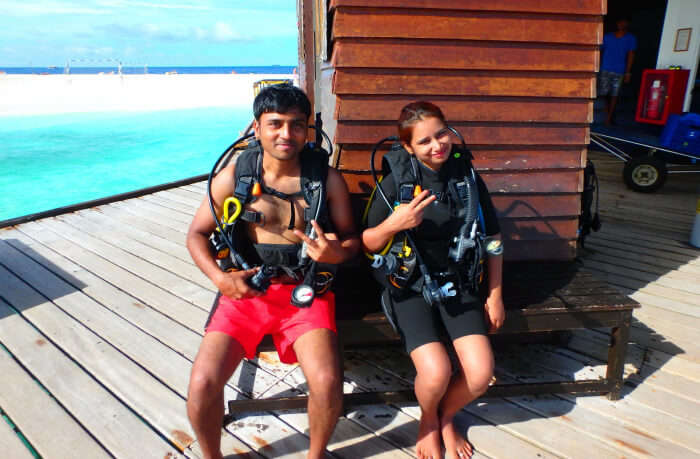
[382,290,486,354]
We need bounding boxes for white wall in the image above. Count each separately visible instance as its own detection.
[656,0,700,111]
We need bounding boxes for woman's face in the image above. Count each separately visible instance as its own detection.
[404,116,452,171]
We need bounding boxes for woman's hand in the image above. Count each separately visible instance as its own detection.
[386,190,436,232]
[361,189,436,253]
[484,294,505,333]
[215,267,263,300]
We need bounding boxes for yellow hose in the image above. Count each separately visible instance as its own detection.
[222,197,242,226]
[362,176,395,258]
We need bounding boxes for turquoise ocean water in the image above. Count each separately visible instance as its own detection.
[0,107,251,221]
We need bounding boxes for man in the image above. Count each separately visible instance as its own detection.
[186,84,359,459]
[599,17,637,125]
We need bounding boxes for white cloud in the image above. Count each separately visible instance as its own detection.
[212,22,242,42]
[66,45,115,57]
[100,22,251,43]
[0,1,109,15]
[96,0,209,10]
[0,0,209,16]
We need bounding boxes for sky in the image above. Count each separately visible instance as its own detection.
[0,1,299,67]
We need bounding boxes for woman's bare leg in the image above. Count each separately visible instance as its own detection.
[439,335,494,459]
[410,342,452,459]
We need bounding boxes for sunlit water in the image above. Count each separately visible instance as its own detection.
[0,107,251,221]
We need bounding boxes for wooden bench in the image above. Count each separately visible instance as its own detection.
[224,260,640,420]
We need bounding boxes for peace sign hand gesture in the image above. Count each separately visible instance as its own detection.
[294,220,346,264]
[387,190,437,232]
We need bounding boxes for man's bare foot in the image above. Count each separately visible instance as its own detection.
[441,419,473,459]
[416,416,442,459]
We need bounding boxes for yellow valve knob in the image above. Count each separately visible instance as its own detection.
[413,185,422,197]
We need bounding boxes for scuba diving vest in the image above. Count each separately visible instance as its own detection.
[365,142,487,304]
[232,139,331,234]
[210,139,335,303]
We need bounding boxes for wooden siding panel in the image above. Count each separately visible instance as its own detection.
[505,240,577,261]
[330,0,606,15]
[473,148,586,170]
[335,122,589,146]
[351,194,581,219]
[481,171,583,194]
[336,96,592,123]
[499,218,579,240]
[342,170,582,195]
[332,40,598,72]
[333,69,596,98]
[298,0,316,106]
[324,2,602,261]
[337,146,585,171]
[491,195,580,218]
[333,8,602,45]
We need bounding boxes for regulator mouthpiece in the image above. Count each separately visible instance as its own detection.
[248,264,275,292]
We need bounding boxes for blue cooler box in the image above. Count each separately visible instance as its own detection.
[660,113,700,159]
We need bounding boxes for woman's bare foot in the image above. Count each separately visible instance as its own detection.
[441,419,472,459]
[416,415,442,459]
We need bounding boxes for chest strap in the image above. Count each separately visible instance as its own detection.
[260,183,304,230]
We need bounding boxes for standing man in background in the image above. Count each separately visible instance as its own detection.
[599,17,637,125]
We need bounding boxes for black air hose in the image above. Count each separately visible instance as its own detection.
[449,174,479,263]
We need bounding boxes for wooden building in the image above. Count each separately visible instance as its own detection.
[298,0,605,261]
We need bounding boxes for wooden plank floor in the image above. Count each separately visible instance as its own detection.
[0,152,698,458]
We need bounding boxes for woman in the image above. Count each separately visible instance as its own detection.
[362,102,505,459]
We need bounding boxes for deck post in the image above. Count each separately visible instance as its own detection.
[606,310,632,400]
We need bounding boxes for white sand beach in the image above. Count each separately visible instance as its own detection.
[0,73,297,116]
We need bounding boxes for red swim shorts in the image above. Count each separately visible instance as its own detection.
[205,283,336,364]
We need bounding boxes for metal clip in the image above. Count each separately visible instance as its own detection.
[371,255,384,268]
[439,281,457,298]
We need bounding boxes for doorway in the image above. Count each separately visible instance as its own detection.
[595,0,668,125]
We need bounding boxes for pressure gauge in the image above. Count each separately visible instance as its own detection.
[291,284,315,308]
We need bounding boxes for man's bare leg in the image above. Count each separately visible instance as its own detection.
[410,342,452,459]
[438,335,494,459]
[605,95,619,125]
[187,332,246,459]
[294,328,343,459]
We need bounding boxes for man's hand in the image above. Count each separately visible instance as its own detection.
[387,190,437,232]
[294,220,347,264]
[215,267,263,300]
[484,295,505,333]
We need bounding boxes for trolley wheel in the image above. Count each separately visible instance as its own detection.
[623,156,667,193]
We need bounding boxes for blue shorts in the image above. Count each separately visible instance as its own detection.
[598,70,623,97]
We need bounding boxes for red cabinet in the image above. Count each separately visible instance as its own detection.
[635,69,690,125]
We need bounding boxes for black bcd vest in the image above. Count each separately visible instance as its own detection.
[369,143,486,298]
[228,140,334,270]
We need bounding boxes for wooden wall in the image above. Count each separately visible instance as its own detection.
[322,0,605,261]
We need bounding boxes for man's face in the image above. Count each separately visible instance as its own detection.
[254,109,308,161]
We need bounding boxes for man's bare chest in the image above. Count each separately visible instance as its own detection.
[246,194,308,231]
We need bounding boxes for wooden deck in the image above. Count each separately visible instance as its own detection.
[0,153,698,458]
